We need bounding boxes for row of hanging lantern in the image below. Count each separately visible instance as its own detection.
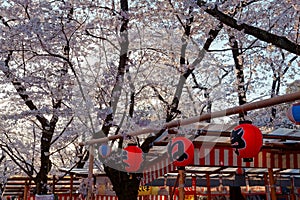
[98,103,300,172]
[98,135,195,172]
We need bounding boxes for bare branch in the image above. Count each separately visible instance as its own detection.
[198,2,300,55]
[85,29,120,51]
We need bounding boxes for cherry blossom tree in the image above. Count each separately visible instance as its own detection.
[0,0,299,199]
[0,0,90,194]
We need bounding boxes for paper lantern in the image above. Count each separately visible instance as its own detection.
[98,144,111,158]
[231,124,262,158]
[287,103,300,125]
[123,145,143,172]
[168,137,194,167]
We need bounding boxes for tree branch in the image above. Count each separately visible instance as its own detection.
[198,2,300,55]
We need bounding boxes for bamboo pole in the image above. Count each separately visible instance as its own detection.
[80,91,300,146]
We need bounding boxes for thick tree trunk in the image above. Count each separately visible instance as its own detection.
[97,0,137,198]
[4,52,57,194]
[35,126,55,194]
[229,186,246,200]
[104,166,141,200]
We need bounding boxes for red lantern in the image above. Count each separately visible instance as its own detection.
[123,145,143,172]
[231,124,262,158]
[287,103,300,125]
[168,137,194,167]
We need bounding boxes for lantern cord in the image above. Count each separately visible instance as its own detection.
[80,91,300,146]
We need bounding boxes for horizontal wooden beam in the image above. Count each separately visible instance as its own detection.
[81,91,300,146]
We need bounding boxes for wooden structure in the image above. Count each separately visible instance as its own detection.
[2,175,81,199]
[81,91,300,146]
[79,91,300,200]
[4,92,300,200]
[141,125,300,199]
[142,125,300,183]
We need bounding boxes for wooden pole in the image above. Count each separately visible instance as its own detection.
[178,167,185,200]
[268,168,277,200]
[52,175,55,194]
[192,175,197,200]
[87,145,94,200]
[206,173,211,200]
[23,181,29,200]
[264,173,271,200]
[290,176,296,200]
[81,91,300,146]
[170,174,180,200]
[70,174,73,200]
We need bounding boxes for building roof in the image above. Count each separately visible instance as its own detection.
[142,123,300,185]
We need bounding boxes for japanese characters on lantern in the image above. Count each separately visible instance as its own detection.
[168,137,194,167]
[231,123,263,159]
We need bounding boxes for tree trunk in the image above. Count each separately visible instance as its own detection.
[270,72,280,122]
[230,36,247,200]
[104,166,141,200]
[230,36,247,120]
[35,127,54,194]
[229,186,246,200]
[97,0,138,199]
